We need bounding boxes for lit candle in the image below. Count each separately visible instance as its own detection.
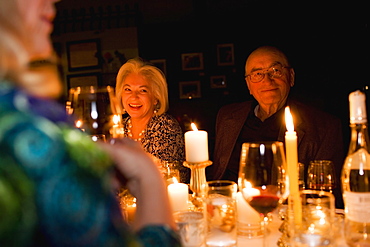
[125,199,136,223]
[167,181,189,212]
[184,123,209,163]
[111,114,122,138]
[237,191,260,224]
[285,106,302,224]
[75,119,83,129]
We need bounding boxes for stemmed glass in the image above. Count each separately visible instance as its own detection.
[66,85,123,141]
[238,141,289,247]
[307,160,336,193]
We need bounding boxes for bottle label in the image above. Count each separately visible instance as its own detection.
[344,191,370,222]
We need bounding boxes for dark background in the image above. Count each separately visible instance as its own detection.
[54,0,369,154]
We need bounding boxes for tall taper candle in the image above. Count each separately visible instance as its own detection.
[285,106,302,225]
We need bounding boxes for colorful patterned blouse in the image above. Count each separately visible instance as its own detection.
[0,81,181,247]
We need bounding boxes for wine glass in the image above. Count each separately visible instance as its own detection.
[238,141,289,247]
[66,85,123,141]
[307,160,336,193]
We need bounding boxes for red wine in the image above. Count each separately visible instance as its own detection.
[247,195,280,215]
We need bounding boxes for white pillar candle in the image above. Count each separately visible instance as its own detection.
[184,123,209,163]
[285,106,302,225]
[167,182,189,212]
[237,191,260,223]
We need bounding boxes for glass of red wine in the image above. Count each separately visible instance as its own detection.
[238,141,289,247]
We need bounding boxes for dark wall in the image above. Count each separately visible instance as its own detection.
[137,0,369,154]
[54,0,369,154]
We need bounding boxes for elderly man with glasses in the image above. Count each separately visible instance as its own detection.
[207,45,344,208]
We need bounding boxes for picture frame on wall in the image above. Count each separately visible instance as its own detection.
[179,81,201,99]
[181,53,204,71]
[67,72,101,89]
[217,43,234,66]
[67,39,101,71]
[210,75,227,88]
[150,59,167,75]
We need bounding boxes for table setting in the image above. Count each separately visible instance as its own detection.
[154,119,348,247]
[162,107,349,247]
[66,86,365,247]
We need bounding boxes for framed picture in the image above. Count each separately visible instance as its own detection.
[67,73,101,89]
[67,39,101,71]
[181,53,204,71]
[210,75,227,88]
[179,81,201,99]
[150,59,167,75]
[217,43,234,66]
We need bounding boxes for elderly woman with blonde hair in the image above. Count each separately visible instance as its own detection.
[116,57,188,182]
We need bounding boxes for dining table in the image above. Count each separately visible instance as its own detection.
[237,207,348,247]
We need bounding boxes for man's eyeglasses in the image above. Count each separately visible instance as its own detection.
[245,63,290,83]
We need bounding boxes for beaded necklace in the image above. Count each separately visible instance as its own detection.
[126,118,146,142]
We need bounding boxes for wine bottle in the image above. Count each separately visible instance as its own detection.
[342,90,370,246]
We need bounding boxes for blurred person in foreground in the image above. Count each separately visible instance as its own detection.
[116,58,189,183]
[0,0,180,246]
[207,46,344,208]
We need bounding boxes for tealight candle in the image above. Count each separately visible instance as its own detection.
[184,123,209,163]
[167,182,189,212]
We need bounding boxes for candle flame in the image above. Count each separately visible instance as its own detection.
[173,177,179,184]
[75,120,83,128]
[285,106,294,132]
[191,123,198,131]
[260,143,265,155]
[113,114,120,125]
[242,181,261,197]
[245,181,252,189]
[91,101,98,119]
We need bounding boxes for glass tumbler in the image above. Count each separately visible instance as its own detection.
[291,190,335,247]
[307,160,336,193]
[205,180,237,247]
[174,211,206,247]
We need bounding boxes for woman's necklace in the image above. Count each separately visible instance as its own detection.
[126,118,146,142]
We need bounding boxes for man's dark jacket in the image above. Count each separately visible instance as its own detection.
[207,98,345,208]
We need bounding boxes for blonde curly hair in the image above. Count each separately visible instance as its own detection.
[116,57,169,116]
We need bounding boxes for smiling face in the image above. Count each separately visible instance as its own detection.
[121,72,157,121]
[245,47,295,111]
[18,0,57,59]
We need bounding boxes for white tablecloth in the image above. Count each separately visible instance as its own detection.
[237,211,348,247]
[237,213,282,247]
